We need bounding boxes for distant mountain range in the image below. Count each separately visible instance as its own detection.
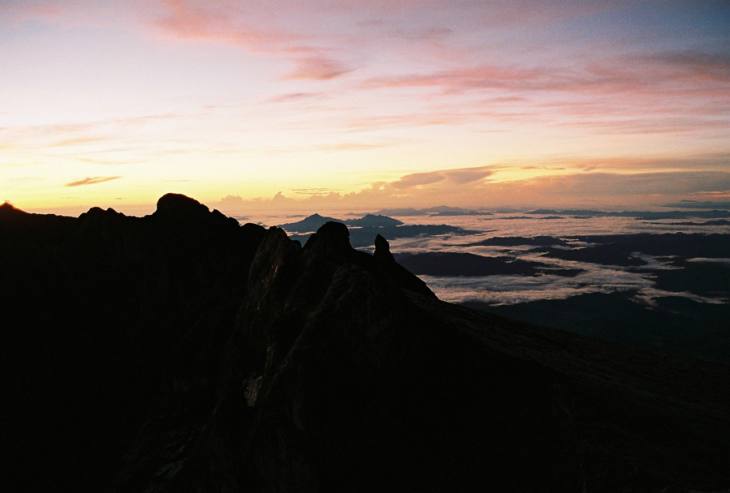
[2,194,729,492]
[363,205,730,220]
[280,212,403,232]
[280,212,471,247]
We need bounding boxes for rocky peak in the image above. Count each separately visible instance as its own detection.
[373,233,394,262]
[154,193,210,221]
[79,206,123,221]
[302,221,353,259]
[0,201,26,218]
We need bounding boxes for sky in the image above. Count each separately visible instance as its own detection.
[1,0,729,214]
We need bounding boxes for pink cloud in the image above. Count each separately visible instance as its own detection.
[0,1,64,22]
[362,65,549,92]
[153,0,350,80]
[390,166,493,189]
[353,49,730,136]
[446,168,493,184]
[361,49,730,100]
[155,0,300,47]
[392,171,445,189]
[285,57,352,80]
[268,92,328,103]
[642,51,730,82]
[553,117,730,135]
[316,142,392,151]
[343,106,540,132]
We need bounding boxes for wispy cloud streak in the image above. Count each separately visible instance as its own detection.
[65,176,121,187]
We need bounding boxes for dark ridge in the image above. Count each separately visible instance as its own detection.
[279,213,342,232]
[525,209,730,220]
[534,233,730,267]
[664,200,730,209]
[155,192,209,215]
[280,213,403,232]
[78,206,125,222]
[348,213,403,227]
[0,201,26,216]
[395,251,583,277]
[376,206,491,216]
[290,223,473,248]
[281,213,473,248]
[468,235,569,247]
[644,219,730,226]
[2,195,729,492]
[465,291,730,364]
[153,192,228,226]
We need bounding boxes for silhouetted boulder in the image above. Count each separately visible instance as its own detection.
[156,192,208,215]
[304,221,352,259]
[153,192,234,228]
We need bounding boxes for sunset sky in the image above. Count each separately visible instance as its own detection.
[2,0,729,214]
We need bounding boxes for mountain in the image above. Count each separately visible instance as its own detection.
[280,213,341,232]
[2,194,729,492]
[394,251,583,277]
[347,213,403,227]
[376,206,492,216]
[466,292,730,364]
[280,212,402,231]
[282,213,470,248]
[524,209,730,220]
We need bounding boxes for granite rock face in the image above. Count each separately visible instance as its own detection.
[2,195,729,492]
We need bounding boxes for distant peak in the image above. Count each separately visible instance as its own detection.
[85,206,115,216]
[348,213,403,227]
[0,201,26,216]
[280,213,342,233]
[79,206,124,222]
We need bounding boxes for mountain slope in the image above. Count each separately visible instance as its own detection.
[2,194,728,492]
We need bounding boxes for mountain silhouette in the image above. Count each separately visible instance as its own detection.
[395,251,583,277]
[282,213,472,248]
[280,212,403,231]
[280,212,341,232]
[347,213,403,227]
[2,194,729,492]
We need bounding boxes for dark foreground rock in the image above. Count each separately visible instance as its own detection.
[1,195,729,492]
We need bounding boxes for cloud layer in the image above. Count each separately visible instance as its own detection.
[213,160,730,214]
